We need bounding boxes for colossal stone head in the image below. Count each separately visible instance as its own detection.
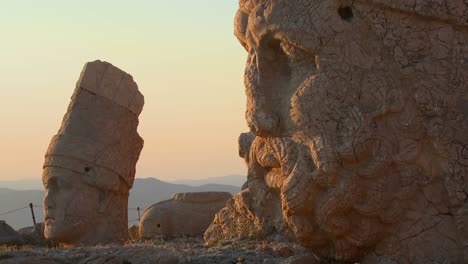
[43,60,144,245]
[205,1,468,263]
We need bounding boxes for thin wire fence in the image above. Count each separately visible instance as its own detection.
[0,206,29,216]
[0,203,142,226]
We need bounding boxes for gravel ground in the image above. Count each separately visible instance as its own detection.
[0,237,328,264]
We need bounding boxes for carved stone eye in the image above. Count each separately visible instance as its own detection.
[264,38,283,61]
[338,6,354,21]
[280,40,314,67]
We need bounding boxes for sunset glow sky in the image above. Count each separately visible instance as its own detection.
[0,1,249,181]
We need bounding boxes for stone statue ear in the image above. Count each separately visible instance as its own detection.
[97,190,113,213]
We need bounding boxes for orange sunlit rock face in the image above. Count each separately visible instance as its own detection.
[205,1,468,263]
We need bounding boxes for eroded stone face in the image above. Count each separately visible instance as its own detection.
[43,168,96,243]
[205,1,468,263]
[43,60,144,245]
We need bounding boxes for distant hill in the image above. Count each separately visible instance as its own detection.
[0,179,44,191]
[0,178,239,230]
[170,174,246,187]
[0,174,247,190]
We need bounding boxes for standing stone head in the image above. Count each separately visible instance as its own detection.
[206,1,468,263]
[42,60,144,245]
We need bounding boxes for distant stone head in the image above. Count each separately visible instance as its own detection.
[205,1,468,263]
[140,192,232,239]
[42,60,144,245]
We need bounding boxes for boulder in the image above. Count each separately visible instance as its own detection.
[140,192,232,238]
[128,224,139,240]
[17,222,45,245]
[0,220,23,245]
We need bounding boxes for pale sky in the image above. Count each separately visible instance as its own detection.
[0,1,249,181]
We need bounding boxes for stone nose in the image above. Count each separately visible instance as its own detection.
[43,190,55,209]
[244,48,283,137]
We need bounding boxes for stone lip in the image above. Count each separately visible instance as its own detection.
[76,60,144,116]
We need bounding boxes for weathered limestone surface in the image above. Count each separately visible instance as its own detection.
[42,60,144,245]
[17,222,45,245]
[140,192,232,238]
[205,1,468,263]
[0,220,23,245]
[128,224,139,240]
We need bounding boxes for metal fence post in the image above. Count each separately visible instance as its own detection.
[29,203,37,228]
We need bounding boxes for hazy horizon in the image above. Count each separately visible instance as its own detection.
[0,174,245,184]
[0,174,246,192]
[0,1,249,181]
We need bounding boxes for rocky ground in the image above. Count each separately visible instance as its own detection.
[0,237,351,264]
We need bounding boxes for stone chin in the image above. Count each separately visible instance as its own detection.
[44,222,73,244]
[44,215,89,244]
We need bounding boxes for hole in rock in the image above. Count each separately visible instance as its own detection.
[157,224,160,228]
[84,167,91,172]
[338,6,353,21]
